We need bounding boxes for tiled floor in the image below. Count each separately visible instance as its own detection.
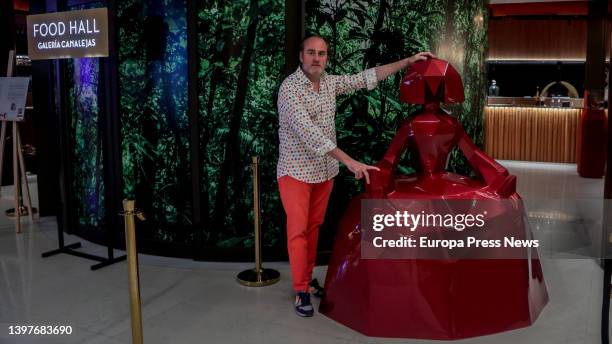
[0,162,608,343]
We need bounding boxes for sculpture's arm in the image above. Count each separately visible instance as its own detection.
[366,119,413,196]
[456,129,516,197]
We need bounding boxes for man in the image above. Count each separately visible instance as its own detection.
[277,34,433,317]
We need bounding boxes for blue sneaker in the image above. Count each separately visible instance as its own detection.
[309,279,325,298]
[295,292,314,317]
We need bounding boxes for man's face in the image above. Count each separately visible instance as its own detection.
[299,37,328,81]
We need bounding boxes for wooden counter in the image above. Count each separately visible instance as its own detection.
[484,106,581,163]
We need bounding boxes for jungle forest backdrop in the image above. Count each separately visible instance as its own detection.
[66,0,487,260]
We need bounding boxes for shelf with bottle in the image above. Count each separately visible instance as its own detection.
[486,96,583,109]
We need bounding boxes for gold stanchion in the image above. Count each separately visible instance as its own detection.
[121,200,145,344]
[237,156,280,287]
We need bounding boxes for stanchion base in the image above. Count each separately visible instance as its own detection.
[237,268,280,287]
[6,206,38,218]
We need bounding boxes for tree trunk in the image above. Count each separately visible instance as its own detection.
[200,0,231,244]
[212,0,259,240]
[162,57,188,240]
[364,0,388,68]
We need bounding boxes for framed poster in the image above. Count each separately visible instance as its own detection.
[0,77,30,121]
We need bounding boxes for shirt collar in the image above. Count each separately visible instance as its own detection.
[296,66,327,88]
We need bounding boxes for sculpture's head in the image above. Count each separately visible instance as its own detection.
[399,58,464,104]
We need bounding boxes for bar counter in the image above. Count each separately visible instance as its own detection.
[484,105,581,163]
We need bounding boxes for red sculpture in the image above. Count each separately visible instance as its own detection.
[320,58,548,339]
[577,90,607,178]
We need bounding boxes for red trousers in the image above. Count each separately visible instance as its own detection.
[278,175,333,292]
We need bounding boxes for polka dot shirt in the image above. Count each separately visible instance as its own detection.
[277,67,378,183]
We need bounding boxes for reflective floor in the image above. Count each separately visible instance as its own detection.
[0,161,607,344]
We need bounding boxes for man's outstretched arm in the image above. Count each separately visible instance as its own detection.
[374,52,435,81]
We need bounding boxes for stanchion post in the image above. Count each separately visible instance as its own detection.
[253,156,262,274]
[237,156,280,287]
[121,199,145,344]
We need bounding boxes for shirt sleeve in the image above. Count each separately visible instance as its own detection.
[331,68,378,95]
[278,85,337,156]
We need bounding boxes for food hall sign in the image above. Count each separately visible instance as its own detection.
[26,8,108,60]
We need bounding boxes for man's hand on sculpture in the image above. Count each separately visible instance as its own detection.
[327,148,380,184]
[375,52,435,81]
[345,159,380,184]
[406,52,435,67]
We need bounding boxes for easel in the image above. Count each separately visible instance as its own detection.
[1,50,34,233]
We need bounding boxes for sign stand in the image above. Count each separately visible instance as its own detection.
[1,50,34,233]
[25,51,126,270]
[26,9,124,269]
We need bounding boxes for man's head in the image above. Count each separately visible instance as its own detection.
[299,35,329,82]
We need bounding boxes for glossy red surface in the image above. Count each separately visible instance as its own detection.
[577,106,607,178]
[400,58,464,105]
[320,59,548,339]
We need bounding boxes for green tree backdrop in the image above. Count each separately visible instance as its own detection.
[66,1,105,233]
[67,0,487,259]
[118,0,192,246]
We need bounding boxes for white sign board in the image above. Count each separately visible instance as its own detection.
[0,77,30,121]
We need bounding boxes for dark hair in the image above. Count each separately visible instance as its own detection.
[299,34,329,51]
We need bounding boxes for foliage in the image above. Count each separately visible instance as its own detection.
[195,0,487,252]
[66,57,105,228]
[198,0,285,248]
[118,0,191,244]
[65,2,105,230]
[68,0,488,255]
[305,0,488,201]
